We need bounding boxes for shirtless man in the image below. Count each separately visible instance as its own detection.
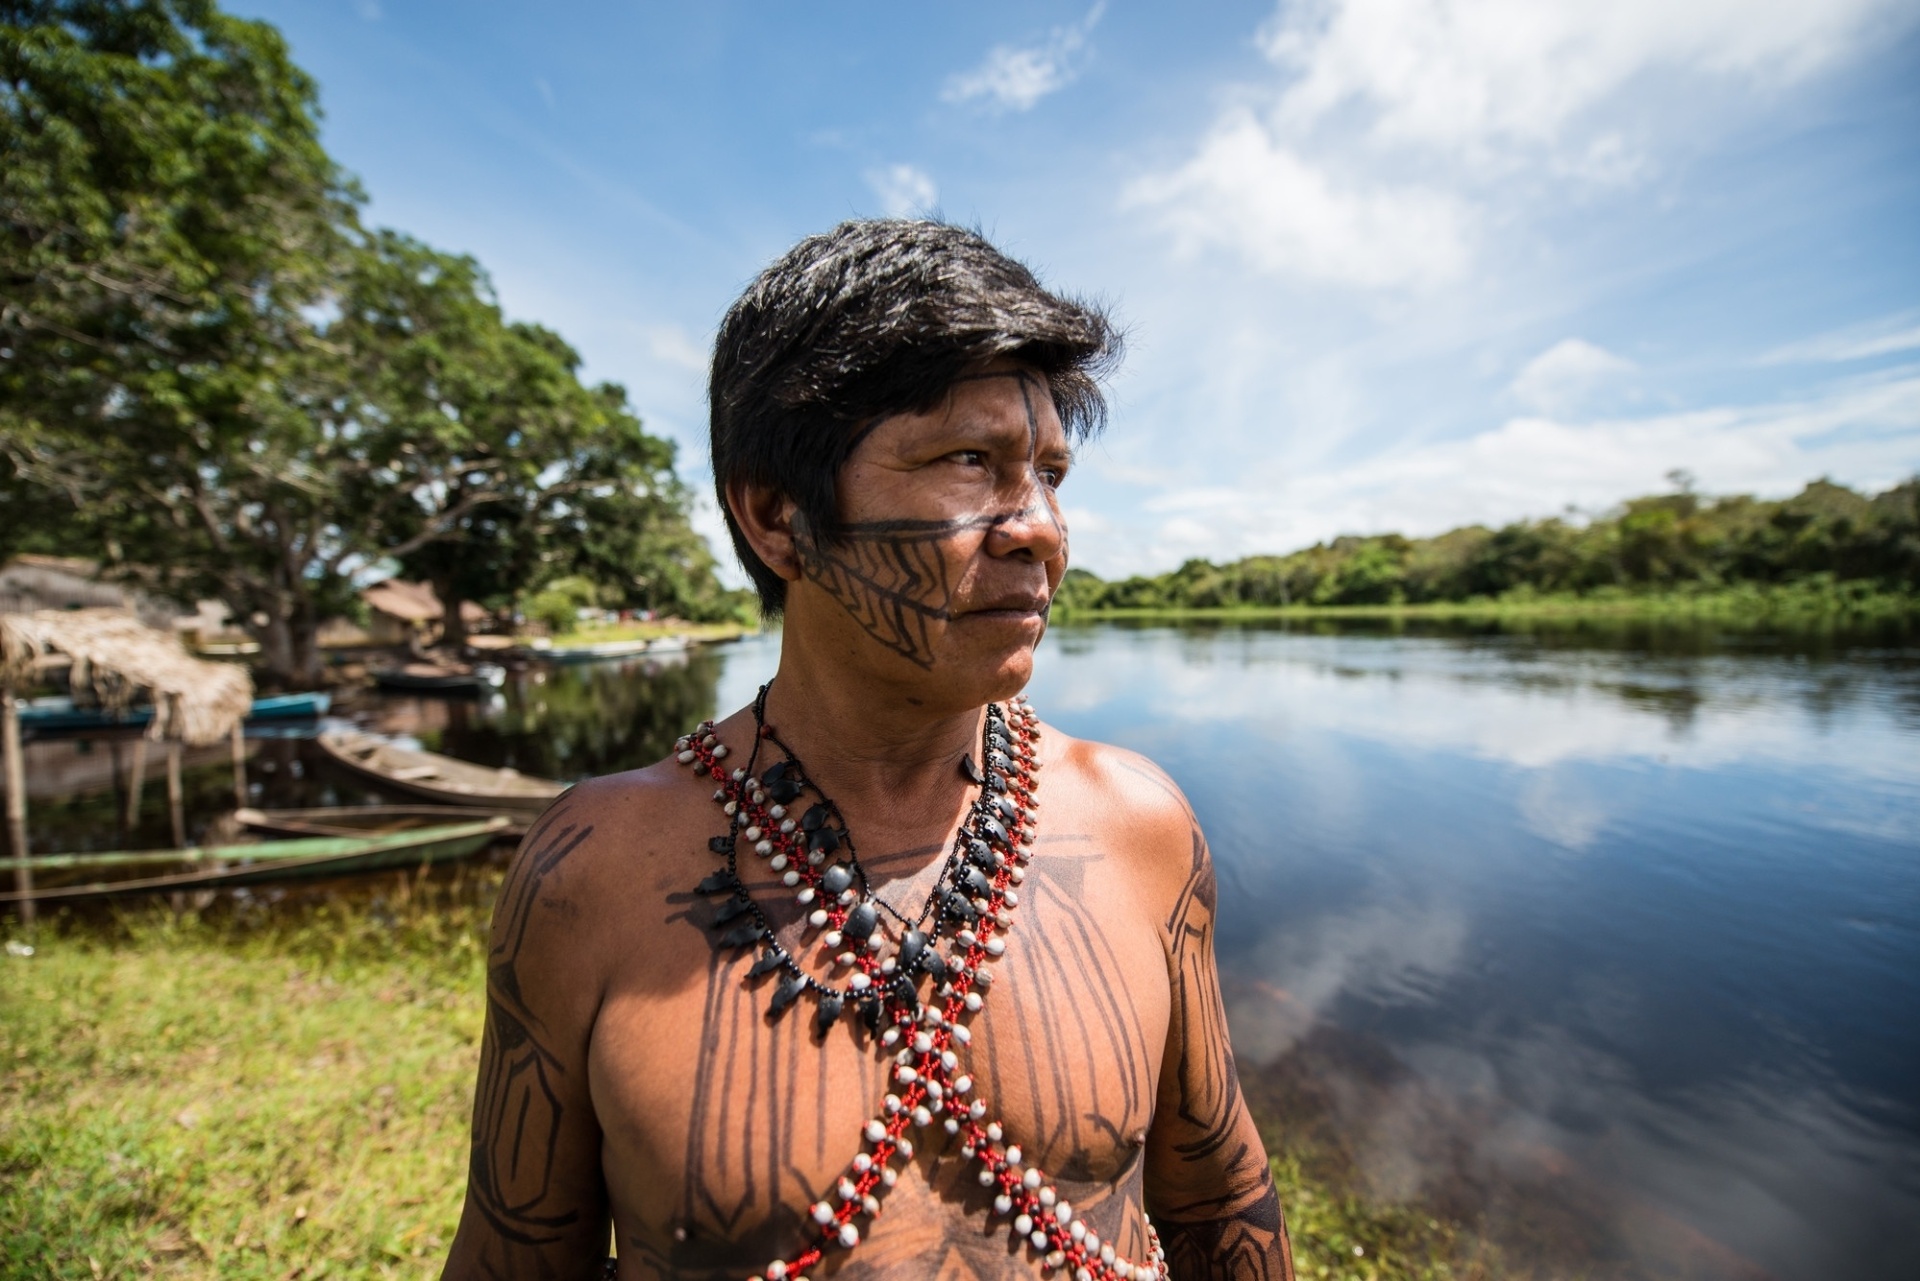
[443,221,1293,1281]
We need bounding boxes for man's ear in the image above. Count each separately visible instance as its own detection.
[727,479,805,583]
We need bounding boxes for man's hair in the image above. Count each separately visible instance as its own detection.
[709,218,1121,614]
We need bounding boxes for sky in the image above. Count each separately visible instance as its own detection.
[231,0,1920,581]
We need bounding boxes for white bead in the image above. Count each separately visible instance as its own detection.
[723,800,738,816]
[880,958,896,973]
[824,931,842,948]
[941,1050,959,1071]
[953,1074,972,1095]
[965,992,983,1011]
[944,1116,960,1133]
[975,967,994,986]
[881,1166,897,1186]
[1023,1168,1042,1189]
[885,1093,902,1113]
[766,850,783,866]
[952,1025,971,1045]
[986,1122,1003,1141]
[994,1194,1013,1215]
[783,870,800,886]
[896,1065,917,1084]
[744,826,762,841]
[838,1178,858,1201]
[677,749,696,764]
[1015,1213,1034,1235]
[781,819,796,833]
[895,1137,913,1159]
[881,1027,900,1046]
[969,1101,986,1119]
[837,1222,859,1248]
[1003,889,1019,907]
[913,1032,933,1053]
[978,1168,996,1186]
[1006,1144,1022,1165]
[811,1201,834,1224]
[1076,1269,1092,1281]
[865,1120,886,1142]
[1070,1221,1086,1242]
[1100,1244,1114,1264]
[1056,1201,1072,1224]
[854,1153,871,1172]
[849,972,871,991]
[1038,1186,1056,1207]
[1087,1233,1101,1253]
[712,744,729,759]
[808,910,829,928]
[769,804,786,819]
[1030,1231,1048,1250]
[836,952,855,967]
[862,1194,879,1215]
[767,1263,786,1280]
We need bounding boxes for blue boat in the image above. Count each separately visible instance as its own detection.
[17,691,332,733]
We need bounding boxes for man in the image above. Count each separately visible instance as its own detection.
[444,220,1293,1280]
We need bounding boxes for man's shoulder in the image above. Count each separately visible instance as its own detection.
[1039,723,1205,902]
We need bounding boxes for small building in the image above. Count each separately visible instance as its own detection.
[359,580,486,647]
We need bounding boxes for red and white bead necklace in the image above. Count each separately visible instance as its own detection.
[673,692,1169,1281]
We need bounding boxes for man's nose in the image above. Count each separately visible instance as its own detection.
[985,480,1067,563]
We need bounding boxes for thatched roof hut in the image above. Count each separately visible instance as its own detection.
[0,608,253,745]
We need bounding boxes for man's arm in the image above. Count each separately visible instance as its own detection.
[444,795,614,1279]
[1143,809,1295,1281]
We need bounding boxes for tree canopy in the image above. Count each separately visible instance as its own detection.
[1055,479,1920,613]
[2,0,741,686]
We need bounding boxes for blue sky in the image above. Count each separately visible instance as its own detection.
[232,0,1920,580]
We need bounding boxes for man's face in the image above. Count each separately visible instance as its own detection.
[789,361,1071,703]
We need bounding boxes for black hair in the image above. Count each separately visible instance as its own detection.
[709,218,1122,614]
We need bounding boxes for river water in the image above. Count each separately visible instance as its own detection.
[17,619,1920,1279]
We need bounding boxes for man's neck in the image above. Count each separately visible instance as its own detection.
[756,643,988,831]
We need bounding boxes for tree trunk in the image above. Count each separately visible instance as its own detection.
[434,575,469,651]
[251,591,326,690]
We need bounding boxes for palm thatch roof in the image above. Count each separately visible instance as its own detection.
[0,608,253,745]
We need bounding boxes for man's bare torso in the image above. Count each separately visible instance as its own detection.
[460,715,1244,1279]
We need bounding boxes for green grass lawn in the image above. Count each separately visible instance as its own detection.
[3,881,1500,1281]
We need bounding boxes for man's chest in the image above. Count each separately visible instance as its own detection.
[588,841,1171,1273]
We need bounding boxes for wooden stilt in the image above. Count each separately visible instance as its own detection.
[166,741,185,849]
[126,737,149,833]
[231,723,247,809]
[3,691,33,927]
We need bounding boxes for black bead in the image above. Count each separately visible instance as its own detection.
[898,929,928,970]
[997,797,1020,824]
[748,947,786,978]
[769,778,802,804]
[961,867,993,899]
[986,773,1007,793]
[923,952,948,984]
[769,973,805,1018]
[695,871,734,895]
[802,803,830,832]
[967,839,995,869]
[708,836,735,855]
[719,923,763,950]
[845,902,878,939]
[945,891,978,925]
[861,997,885,1030]
[761,761,790,784]
[982,817,1009,846]
[815,992,844,1030]
[987,749,1011,773]
[810,827,841,854]
[713,895,753,924]
[960,753,985,784]
[822,864,854,895]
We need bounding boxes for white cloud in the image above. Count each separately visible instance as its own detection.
[1076,368,1920,574]
[1262,0,1906,162]
[1124,109,1473,290]
[864,163,938,218]
[641,323,708,375]
[1510,338,1635,414]
[1761,313,1920,365]
[1129,0,1916,287]
[942,2,1105,112]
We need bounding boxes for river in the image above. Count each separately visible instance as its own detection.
[18,618,1920,1279]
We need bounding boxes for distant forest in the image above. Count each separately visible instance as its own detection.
[1055,478,1920,611]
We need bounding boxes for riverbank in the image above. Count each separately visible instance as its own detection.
[3,885,1482,1281]
[1054,578,1917,624]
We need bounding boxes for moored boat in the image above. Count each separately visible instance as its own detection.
[314,727,567,813]
[236,803,528,841]
[371,662,505,693]
[0,818,508,903]
[17,690,332,733]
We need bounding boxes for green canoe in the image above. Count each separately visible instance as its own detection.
[0,818,508,903]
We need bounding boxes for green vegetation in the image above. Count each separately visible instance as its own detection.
[1,1,744,686]
[6,888,1506,1281]
[1056,479,1920,618]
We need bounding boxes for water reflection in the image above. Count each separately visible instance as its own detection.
[1031,618,1920,1281]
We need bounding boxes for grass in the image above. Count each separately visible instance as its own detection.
[539,618,754,645]
[5,883,1507,1281]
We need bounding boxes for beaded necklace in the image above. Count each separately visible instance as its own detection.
[673,689,1169,1281]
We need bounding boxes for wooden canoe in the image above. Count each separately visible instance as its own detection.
[235,803,528,841]
[0,819,509,903]
[315,728,567,814]
[371,662,505,693]
[18,691,332,733]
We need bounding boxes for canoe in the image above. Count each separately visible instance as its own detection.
[0,819,508,903]
[540,637,654,664]
[235,803,528,841]
[315,728,567,814]
[372,662,505,693]
[17,691,332,733]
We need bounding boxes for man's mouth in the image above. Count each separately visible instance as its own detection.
[962,593,1052,619]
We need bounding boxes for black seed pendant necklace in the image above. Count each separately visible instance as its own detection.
[671,688,1169,1281]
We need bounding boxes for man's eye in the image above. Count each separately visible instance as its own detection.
[946,450,989,466]
[1037,466,1066,487]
